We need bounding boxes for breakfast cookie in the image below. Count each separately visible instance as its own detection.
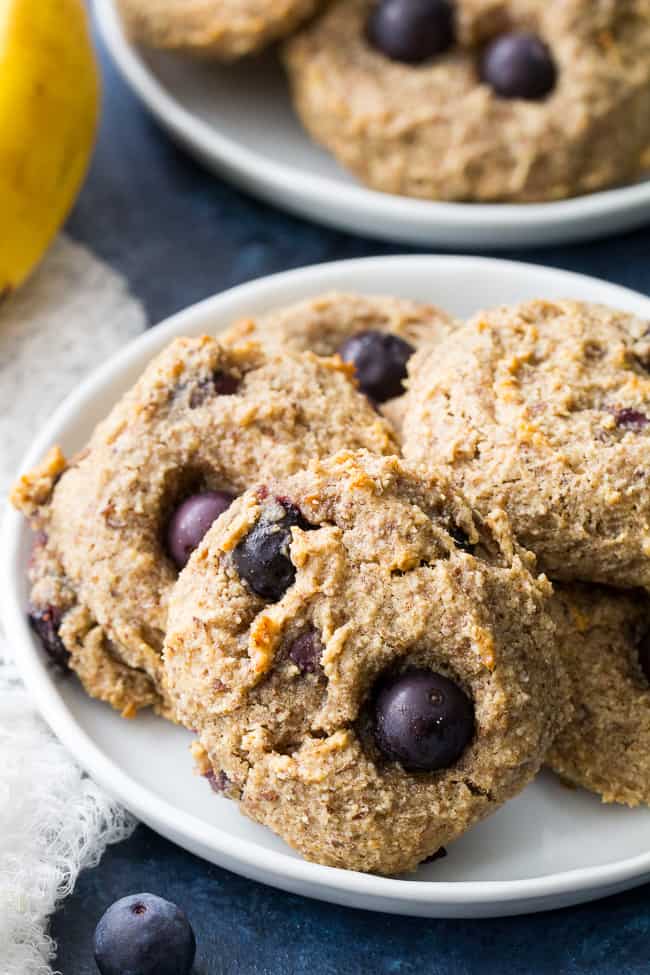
[118,0,322,60]
[402,300,650,589]
[283,0,650,202]
[164,450,569,874]
[224,292,458,432]
[547,583,650,807]
[12,339,396,718]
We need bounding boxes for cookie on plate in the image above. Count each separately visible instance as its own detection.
[402,299,650,589]
[283,0,650,202]
[548,583,650,807]
[12,338,396,718]
[164,450,569,874]
[224,292,458,430]
[118,0,322,60]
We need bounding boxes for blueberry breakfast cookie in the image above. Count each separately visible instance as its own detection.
[118,0,322,60]
[12,339,396,718]
[402,300,650,589]
[283,0,650,202]
[224,292,458,429]
[548,584,650,807]
[164,450,569,874]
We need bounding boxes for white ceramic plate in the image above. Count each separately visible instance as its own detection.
[94,0,650,250]
[4,256,650,918]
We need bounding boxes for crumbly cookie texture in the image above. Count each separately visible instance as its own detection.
[164,450,569,875]
[118,0,322,59]
[12,339,396,718]
[547,583,650,807]
[224,291,458,432]
[283,0,650,202]
[402,300,650,589]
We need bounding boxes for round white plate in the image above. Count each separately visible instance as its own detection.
[4,256,650,918]
[94,0,650,250]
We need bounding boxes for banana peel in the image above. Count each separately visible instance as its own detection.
[0,0,100,297]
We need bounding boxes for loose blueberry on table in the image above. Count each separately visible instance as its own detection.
[93,893,196,975]
[480,32,557,100]
[338,330,415,403]
[233,501,311,601]
[374,668,475,771]
[167,489,235,569]
[367,0,455,63]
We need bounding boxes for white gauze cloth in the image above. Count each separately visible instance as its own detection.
[0,236,146,974]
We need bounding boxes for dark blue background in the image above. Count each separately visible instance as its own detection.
[53,20,650,973]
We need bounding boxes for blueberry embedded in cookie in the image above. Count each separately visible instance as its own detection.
[367,0,455,63]
[402,299,650,590]
[480,31,557,100]
[164,450,570,874]
[283,0,650,201]
[547,583,650,807]
[11,339,396,718]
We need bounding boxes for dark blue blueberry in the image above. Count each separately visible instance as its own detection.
[93,893,196,975]
[615,408,649,431]
[288,627,323,674]
[367,0,455,64]
[28,604,70,671]
[638,633,650,683]
[167,490,235,569]
[338,330,415,403]
[481,32,556,100]
[233,502,311,602]
[374,668,474,771]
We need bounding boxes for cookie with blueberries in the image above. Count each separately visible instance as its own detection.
[402,299,650,590]
[117,0,323,60]
[11,339,396,718]
[164,450,570,874]
[547,583,650,807]
[283,0,650,202]
[224,292,458,429]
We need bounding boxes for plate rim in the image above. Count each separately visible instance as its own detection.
[4,253,650,916]
[93,0,650,245]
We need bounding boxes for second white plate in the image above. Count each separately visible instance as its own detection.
[3,256,650,918]
[94,0,650,249]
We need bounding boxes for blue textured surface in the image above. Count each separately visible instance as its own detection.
[53,21,650,973]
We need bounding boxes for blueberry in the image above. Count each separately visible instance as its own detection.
[28,604,70,671]
[167,490,235,569]
[374,668,474,771]
[367,0,455,63]
[480,32,557,100]
[338,330,415,403]
[614,408,649,431]
[288,627,323,674]
[93,893,195,975]
[233,502,311,601]
[638,633,650,683]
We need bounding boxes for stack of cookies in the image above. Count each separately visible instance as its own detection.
[12,292,650,874]
[116,0,650,202]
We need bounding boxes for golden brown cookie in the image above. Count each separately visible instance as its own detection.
[402,300,650,589]
[164,450,569,874]
[284,0,650,202]
[12,339,396,717]
[118,0,322,60]
[547,583,650,807]
[224,291,457,430]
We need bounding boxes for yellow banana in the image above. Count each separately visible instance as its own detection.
[0,0,100,296]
